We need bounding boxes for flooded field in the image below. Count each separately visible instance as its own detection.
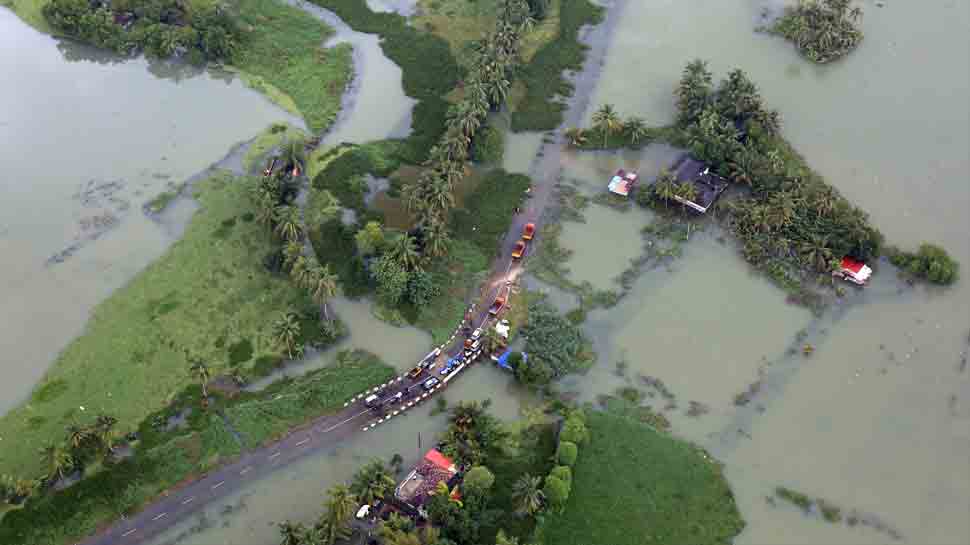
[554,0,970,543]
[0,9,301,413]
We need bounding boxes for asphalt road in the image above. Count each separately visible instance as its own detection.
[78,4,620,543]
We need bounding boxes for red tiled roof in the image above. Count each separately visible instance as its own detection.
[424,449,456,473]
[841,257,865,274]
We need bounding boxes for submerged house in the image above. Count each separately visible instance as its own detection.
[670,155,729,213]
[395,449,461,513]
[607,169,638,197]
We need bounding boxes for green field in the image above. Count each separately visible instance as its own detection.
[0,172,323,479]
[1,0,52,33]
[538,410,745,545]
[233,0,353,132]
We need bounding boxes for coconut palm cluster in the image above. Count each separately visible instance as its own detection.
[769,0,864,64]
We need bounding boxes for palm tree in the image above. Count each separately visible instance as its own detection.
[189,360,210,399]
[273,311,302,358]
[422,219,451,259]
[653,170,678,209]
[388,233,420,271]
[310,265,338,321]
[277,521,307,545]
[290,256,316,290]
[66,424,91,450]
[317,484,356,545]
[274,205,303,242]
[40,443,73,482]
[424,174,456,218]
[624,116,649,144]
[283,240,303,271]
[511,473,544,515]
[798,234,833,272]
[564,127,587,147]
[255,192,278,231]
[280,138,306,176]
[94,414,117,454]
[350,459,396,505]
[591,104,623,147]
[675,181,699,210]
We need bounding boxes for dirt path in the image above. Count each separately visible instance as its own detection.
[77,3,622,544]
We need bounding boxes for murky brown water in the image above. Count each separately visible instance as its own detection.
[0,9,302,414]
[558,1,970,543]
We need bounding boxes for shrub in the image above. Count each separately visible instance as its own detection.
[470,124,505,164]
[889,244,959,285]
[543,475,570,512]
[550,465,572,486]
[557,442,578,467]
[559,417,588,446]
[522,299,589,377]
[463,466,496,498]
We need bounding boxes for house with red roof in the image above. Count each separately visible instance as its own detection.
[394,449,461,511]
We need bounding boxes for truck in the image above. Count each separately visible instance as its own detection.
[511,240,526,259]
[489,296,506,316]
[522,223,536,241]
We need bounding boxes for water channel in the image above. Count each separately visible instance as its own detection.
[2,1,968,544]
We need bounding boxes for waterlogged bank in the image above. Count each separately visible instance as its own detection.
[0,9,301,415]
[557,0,970,543]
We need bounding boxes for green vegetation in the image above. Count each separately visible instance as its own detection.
[42,0,239,62]
[888,244,959,285]
[308,0,461,162]
[243,122,308,174]
[0,350,393,545]
[449,169,530,256]
[518,297,593,385]
[510,0,603,131]
[0,171,337,481]
[145,182,185,213]
[775,485,813,511]
[767,0,864,64]
[470,123,506,164]
[774,486,843,523]
[2,0,52,33]
[232,0,353,132]
[537,410,745,545]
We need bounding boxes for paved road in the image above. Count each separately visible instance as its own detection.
[79,4,620,544]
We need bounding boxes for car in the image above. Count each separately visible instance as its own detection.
[407,365,424,379]
[364,394,380,407]
[423,377,440,391]
[511,240,526,259]
[489,296,506,315]
[389,392,404,404]
[522,223,536,241]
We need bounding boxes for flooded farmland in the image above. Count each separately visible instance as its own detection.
[0,9,301,413]
[2,0,968,544]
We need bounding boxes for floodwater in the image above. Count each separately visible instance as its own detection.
[0,9,301,414]
[552,0,970,543]
[287,0,416,145]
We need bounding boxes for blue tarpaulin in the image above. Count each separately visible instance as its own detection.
[496,351,527,371]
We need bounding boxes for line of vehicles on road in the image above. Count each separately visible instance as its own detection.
[363,223,537,414]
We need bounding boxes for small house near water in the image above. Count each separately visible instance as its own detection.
[608,169,638,197]
[670,155,729,213]
[395,449,461,512]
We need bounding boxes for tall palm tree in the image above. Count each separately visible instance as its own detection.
[653,171,678,209]
[624,116,649,144]
[274,205,303,242]
[511,473,544,515]
[291,256,316,290]
[424,174,456,219]
[94,414,117,454]
[283,240,303,271]
[675,181,699,209]
[422,219,451,259]
[66,424,91,450]
[40,443,73,482]
[280,138,306,176]
[255,192,278,231]
[310,265,338,321]
[798,234,833,272]
[189,361,210,399]
[317,483,356,545]
[388,233,420,271]
[592,104,623,147]
[350,459,396,505]
[273,311,302,358]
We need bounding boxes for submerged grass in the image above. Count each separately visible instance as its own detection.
[232,0,353,133]
[0,171,322,479]
[537,410,744,545]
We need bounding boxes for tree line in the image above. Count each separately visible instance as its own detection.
[43,0,238,62]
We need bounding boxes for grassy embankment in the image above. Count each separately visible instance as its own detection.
[1,0,51,32]
[0,350,393,545]
[536,410,745,545]
[0,172,342,483]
